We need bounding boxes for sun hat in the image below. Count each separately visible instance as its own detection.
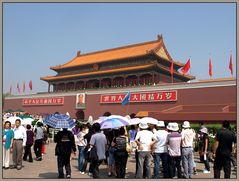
[167,122,179,131]
[157,121,165,127]
[166,122,173,130]
[200,127,208,134]
[139,121,148,129]
[182,121,190,128]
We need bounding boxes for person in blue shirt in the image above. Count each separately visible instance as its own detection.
[128,125,137,152]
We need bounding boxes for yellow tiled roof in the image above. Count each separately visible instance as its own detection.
[50,36,184,70]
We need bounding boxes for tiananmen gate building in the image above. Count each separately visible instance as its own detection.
[4,35,236,123]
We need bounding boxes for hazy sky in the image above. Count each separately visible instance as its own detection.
[3,3,236,94]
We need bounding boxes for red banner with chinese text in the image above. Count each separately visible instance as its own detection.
[100,91,177,103]
[22,97,64,106]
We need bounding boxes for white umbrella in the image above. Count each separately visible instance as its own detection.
[100,115,129,129]
[141,117,158,125]
[22,117,34,125]
[87,115,94,125]
[5,116,23,124]
[129,118,141,125]
[93,117,106,124]
[125,115,131,120]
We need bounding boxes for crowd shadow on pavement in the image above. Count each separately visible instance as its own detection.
[38,172,58,179]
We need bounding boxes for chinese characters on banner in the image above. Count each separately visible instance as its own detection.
[22,97,64,106]
[100,91,177,103]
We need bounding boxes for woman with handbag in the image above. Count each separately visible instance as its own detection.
[111,127,129,178]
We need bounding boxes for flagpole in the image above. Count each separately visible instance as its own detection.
[189,56,192,76]
[209,53,211,79]
[230,50,233,78]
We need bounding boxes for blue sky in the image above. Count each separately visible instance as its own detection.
[3,3,236,94]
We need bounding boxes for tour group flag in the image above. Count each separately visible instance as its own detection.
[229,53,233,75]
[209,58,212,77]
[121,91,131,105]
[181,58,191,75]
[23,81,26,93]
[29,80,33,91]
[17,82,20,94]
[170,62,174,76]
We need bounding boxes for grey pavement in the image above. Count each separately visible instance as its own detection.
[3,142,237,179]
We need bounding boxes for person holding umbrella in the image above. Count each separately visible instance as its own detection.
[54,128,76,178]
[44,113,77,178]
[111,127,128,178]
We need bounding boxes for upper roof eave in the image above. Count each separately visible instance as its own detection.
[41,62,157,82]
[50,38,163,71]
[49,35,187,71]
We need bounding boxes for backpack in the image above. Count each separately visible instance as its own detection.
[115,136,127,151]
[55,133,71,156]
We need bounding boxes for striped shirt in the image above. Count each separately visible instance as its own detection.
[167,132,182,157]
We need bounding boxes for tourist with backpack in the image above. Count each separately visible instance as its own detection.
[111,127,128,178]
[54,128,76,178]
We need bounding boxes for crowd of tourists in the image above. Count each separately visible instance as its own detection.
[2,114,237,179]
[58,119,236,179]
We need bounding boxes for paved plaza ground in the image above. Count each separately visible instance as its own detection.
[2,142,237,179]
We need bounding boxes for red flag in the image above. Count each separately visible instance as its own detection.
[10,84,12,95]
[23,81,26,93]
[181,58,191,75]
[29,80,33,91]
[209,58,212,77]
[170,62,174,76]
[17,82,20,93]
[229,54,233,75]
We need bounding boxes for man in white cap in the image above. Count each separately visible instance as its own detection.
[167,122,182,178]
[135,121,157,178]
[153,121,169,178]
[181,121,196,178]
